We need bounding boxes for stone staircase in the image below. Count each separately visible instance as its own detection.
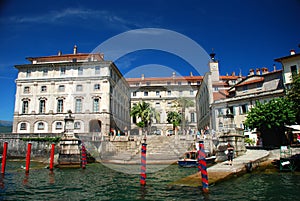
[98,135,195,164]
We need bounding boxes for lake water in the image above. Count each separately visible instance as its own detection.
[0,161,299,200]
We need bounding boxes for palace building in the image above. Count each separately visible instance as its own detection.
[12,46,131,136]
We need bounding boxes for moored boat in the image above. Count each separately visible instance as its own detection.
[177,150,216,167]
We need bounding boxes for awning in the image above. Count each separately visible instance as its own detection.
[285,125,300,131]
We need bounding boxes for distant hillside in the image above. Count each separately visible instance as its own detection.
[0,120,13,127]
[0,120,13,133]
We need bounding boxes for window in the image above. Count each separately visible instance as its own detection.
[94,84,100,90]
[74,122,81,129]
[37,122,44,130]
[243,85,248,91]
[58,85,65,92]
[20,123,27,130]
[190,90,194,95]
[188,81,191,85]
[146,82,150,86]
[239,105,248,115]
[93,98,100,112]
[144,91,148,96]
[257,83,262,88]
[43,69,48,76]
[133,91,137,97]
[26,69,31,78]
[78,67,83,75]
[167,82,171,85]
[135,83,139,86]
[76,85,83,91]
[191,113,195,123]
[197,81,201,85]
[167,91,171,96]
[72,58,77,62]
[57,99,63,113]
[24,86,30,94]
[39,99,46,113]
[95,66,100,75]
[155,102,160,107]
[167,102,172,107]
[41,86,47,92]
[60,67,66,75]
[178,82,181,85]
[156,91,160,96]
[214,87,218,91]
[56,122,63,130]
[291,65,298,77]
[22,101,29,114]
[75,99,82,113]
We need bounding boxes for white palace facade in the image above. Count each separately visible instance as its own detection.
[12,46,131,136]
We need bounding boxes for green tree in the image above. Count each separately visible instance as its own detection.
[172,97,194,131]
[167,111,182,134]
[130,101,158,134]
[244,98,296,147]
[286,73,300,124]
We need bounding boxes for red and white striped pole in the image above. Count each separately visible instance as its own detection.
[1,141,8,174]
[49,143,55,171]
[197,140,209,193]
[81,143,87,169]
[25,143,32,173]
[140,142,147,186]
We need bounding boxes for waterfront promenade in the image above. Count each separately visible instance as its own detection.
[173,148,300,187]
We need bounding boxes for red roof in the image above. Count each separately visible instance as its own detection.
[235,77,264,87]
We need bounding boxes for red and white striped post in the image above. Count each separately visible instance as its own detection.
[197,140,209,193]
[1,141,8,174]
[49,143,55,171]
[81,143,87,169]
[140,142,147,186]
[25,143,32,173]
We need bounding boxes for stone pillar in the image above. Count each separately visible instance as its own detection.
[215,133,246,162]
[58,111,81,167]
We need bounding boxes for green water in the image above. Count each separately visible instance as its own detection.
[0,161,299,200]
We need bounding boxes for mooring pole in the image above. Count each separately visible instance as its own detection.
[25,143,32,173]
[197,141,209,193]
[81,143,87,169]
[140,142,147,186]
[49,143,55,171]
[1,142,8,174]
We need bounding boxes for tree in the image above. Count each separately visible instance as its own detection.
[172,97,194,131]
[130,101,159,134]
[244,98,296,148]
[167,111,182,134]
[286,73,300,124]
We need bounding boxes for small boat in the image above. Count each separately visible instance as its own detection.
[177,150,216,167]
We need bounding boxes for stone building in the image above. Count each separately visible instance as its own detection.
[275,48,300,90]
[13,46,131,136]
[196,53,242,134]
[127,54,241,136]
[212,67,285,137]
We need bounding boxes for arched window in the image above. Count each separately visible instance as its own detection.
[74,121,81,129]
[20,123,27,130]
[37,122,45,130]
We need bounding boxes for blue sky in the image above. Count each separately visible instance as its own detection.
[0,0,299,121]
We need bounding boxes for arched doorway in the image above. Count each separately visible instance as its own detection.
[89,120,101,132]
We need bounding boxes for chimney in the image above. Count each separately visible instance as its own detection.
[73,45,77,54]
[261,67,268,74]
[249,69,254,76]
[172,72,176,78]
[141,74,145,80]
[256,68,261,75]
[190,72,193,77]
[58,50,62,56]
[290,49,295,55]
[273,64,276,71]
[231,71,235,76]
